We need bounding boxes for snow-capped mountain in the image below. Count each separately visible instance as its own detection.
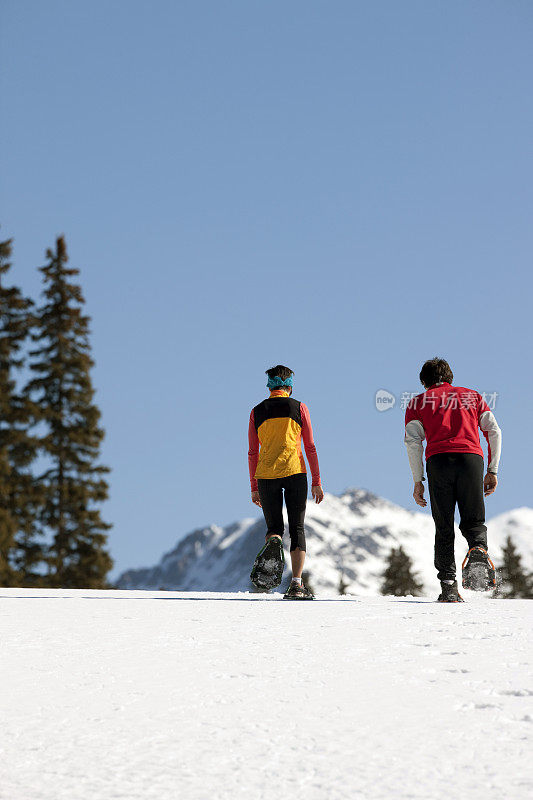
[116,488,533,595]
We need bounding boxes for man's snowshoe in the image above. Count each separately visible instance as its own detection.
[283,580,315,601]
[250,536,285,590]
[437,581,465,603]
[462,547,496,592]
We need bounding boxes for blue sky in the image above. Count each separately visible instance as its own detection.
[2,1,532,577]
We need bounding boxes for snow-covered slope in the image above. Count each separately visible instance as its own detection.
[1,589,531,800]
[116,489,533,596]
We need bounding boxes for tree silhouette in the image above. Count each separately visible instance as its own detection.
[26,237,112,587]
[495,536,532,599]
[0,235,43,585]
[302,569,315,595]
[380,545,424,597]
[338,572,349,595]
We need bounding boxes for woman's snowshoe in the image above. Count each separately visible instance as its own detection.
[250,536,285,590]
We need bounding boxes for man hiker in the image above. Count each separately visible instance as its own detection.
[404,358,502,602]
[248,365,324,599]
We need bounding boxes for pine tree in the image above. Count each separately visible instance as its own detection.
[302,569,314,596]
[380,545,424,597]
[495,536,533,599]
[26,236,113,588]
[338,572,349,595]
[0,235,42,586]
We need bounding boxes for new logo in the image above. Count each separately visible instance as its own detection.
[375,389,396,412]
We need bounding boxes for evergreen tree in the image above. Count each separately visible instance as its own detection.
[338,571,349,595]
[0,235,42,585]
[380,545,424,597]
[26,236,113,588]
[301,569,314,596]
[495,536,533,599]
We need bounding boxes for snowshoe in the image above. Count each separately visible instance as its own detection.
[250,536,285,590]
[437,581,465,603]
[462,547,496,592]
[283,580,315,601]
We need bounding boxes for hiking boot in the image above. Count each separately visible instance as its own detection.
[462,547,496,591]
[437,581,465,603]
[283,580,315,600]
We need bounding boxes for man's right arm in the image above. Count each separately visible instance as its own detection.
[404,403,427,507]
[404,419,426,483]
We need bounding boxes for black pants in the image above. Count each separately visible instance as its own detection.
[257,473,308,551]
[426,453,487,582]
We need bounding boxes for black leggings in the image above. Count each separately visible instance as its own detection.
[257,473,308,551]
[426,453,487,582]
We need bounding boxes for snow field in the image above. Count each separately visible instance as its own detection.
[1,589,531,800]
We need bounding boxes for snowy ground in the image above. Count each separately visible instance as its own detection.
[1,589,531,800]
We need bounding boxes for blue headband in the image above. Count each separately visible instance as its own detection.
[267,375,293,389]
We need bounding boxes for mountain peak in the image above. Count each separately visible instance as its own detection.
[339,487,397,514]
[116,489,533,595]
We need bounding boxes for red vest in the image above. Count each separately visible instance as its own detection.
[405,383,490,461]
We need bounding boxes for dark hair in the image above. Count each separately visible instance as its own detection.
[266,364,294,381]
[419,358,453,388]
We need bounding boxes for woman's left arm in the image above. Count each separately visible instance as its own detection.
[301,403,323,502]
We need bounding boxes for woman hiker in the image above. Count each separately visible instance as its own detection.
[248,365,324,599]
